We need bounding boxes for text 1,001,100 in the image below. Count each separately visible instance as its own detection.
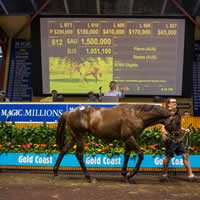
[86,48,112,55]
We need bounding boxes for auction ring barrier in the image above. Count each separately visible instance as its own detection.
[0,153,200,172]
[0,103,200,172]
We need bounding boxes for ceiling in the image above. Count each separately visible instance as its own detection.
[0,0,199,18]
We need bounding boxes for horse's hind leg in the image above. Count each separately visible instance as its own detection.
[53,137,75,176]
[75,136,95,183]
[122,136,143,181]
[123,136,144,182]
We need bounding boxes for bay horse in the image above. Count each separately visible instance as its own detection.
[53,104,174,183]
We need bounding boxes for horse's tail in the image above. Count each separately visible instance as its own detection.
[56,113,67,151]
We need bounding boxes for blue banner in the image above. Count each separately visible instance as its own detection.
[6,39,32,101]
[0,153,200,168]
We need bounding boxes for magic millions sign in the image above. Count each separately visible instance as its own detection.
[0,103,118,123]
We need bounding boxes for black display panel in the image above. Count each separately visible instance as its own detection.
[32,17,194,97]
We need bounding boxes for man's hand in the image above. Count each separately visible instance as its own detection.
[182,128,190,134]
[121,88,126,92]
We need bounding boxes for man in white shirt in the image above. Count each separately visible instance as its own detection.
[99,81,126,99]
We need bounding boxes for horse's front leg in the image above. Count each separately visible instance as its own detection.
[121,145,130,177]
[53,138,75,176]
[76,137,96,183]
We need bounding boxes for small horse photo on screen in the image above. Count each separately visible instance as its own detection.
[49,57,113,94]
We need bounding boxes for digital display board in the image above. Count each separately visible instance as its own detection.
[40,18,186,95]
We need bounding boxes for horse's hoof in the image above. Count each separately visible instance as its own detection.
[121,171,127,177]
[121,176,135,184]
[53,170,58,177]
[122,177,129,184]
[127,177,136,184]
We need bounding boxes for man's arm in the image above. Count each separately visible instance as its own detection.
[161,125,168,141]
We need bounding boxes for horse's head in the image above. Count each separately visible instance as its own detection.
[161,108,177,130]
[136,105,177,128]
[163,108,180,130]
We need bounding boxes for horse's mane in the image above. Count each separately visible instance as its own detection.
[118,104,167,114]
